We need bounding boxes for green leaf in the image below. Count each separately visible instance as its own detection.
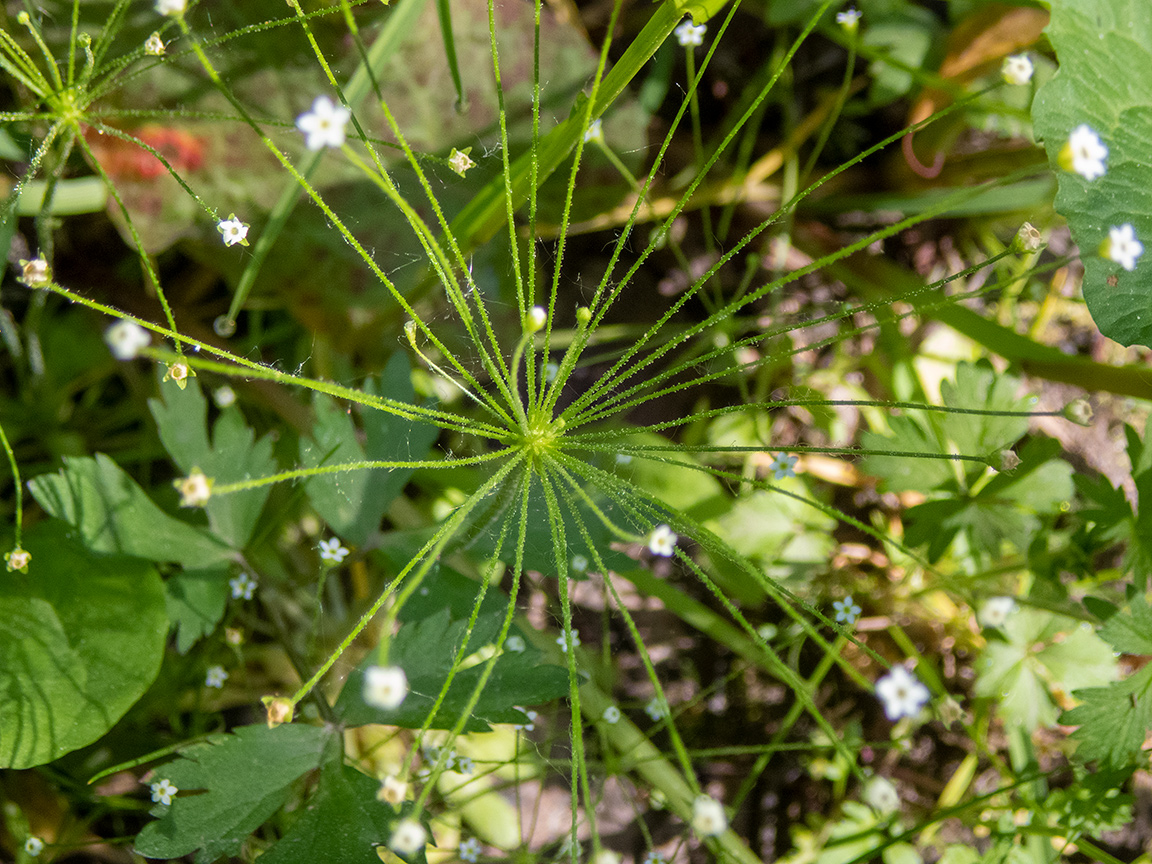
[1033,0,1152,348]
[135,723,335,864]
[335,568,569,731]
[301,354,439,547]
[150,378,276,548]
[1061,664,1152,768]
[257,762,424,864]
[1047,766,1134,833]
[938,363,1032,459]
[861,414,953,493]
[0,521,167,768]
[165,568,231,654]
[27,454,231,567]
[976,609,1118,732]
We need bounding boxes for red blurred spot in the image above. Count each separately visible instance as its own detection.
[85,124,204,180]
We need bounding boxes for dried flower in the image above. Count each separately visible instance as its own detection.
[19,257,51,287]
[5,547,31,573]
[163,361,195,390]
[175,469,212,507]
[144,32,165,56]
[448,147,476,177]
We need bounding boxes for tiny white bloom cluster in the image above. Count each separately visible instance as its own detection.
[691,794,727,837]
[1103,223,1144,271]
[24,837,44,857]
[229,572,257,600]
[388,818,427,857]
[644,697,666,721]
[154,0,186,16]
[583,118,603,144]
[556,631,581,653]
[833,596,862,626]
[602,705,621,724]
[875,665,930,721]
[836,7,861,29]
[648,524,677,557]
[217,214,249,247]
[977,596,1016,629]
[459,837,483,863]
[318,537,350,564]
[296,95,351,151]
[363,665,409,710]
[205,665,228,688]
[674,19,706,47]
[769,452,798,480]
[150,778,178,805]
[1060,124,1108,181]
[105,320,151,360]
[1000,53,1033,86]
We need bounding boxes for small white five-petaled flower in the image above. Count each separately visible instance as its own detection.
[389,818,427,857]
[217,214,250,247]
[229,572,256,600]
[583,118,604,144]
[1000,53,1033,86]
[674,19,706,47]
[105,320,151,360]
[296,95,351,151]
[205,665,228,688]
[459,837,483,863]
[556,632,581,653]
[318,537,350,564]
[769,453,798,480]
[1059,124,1108,180]
[648,524,677,557]
[5,547,31,573]
[602,705,621,724]
[833,596,862,626]
[24,838,44,857]
[448,147,475,177]
[154,0,186,16]
[836,7,861,30]
[691,794,728,837]
[150,778,178,805]
[163,360,195,390]
[363,665,409,710]
[977,596,1016,629]
[1102,224,1144,271]
[875,665,930,721]
[176,469,212,507]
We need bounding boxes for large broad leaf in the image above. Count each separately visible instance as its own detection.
[150,377,276,549]
[27,454,231,567]
[335,567,569,731]
[135,723,335,864]
[301,354,440,547]
[1033,0,1152,348]
[0,521,166,768]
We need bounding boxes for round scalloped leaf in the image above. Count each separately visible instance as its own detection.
[0,521,166,768]
[1032,0,1152,348]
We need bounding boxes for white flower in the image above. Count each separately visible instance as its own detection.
[674,19,706,47]
[513,708,538,731]
[1102,223,1144,271]
[213,385,237,408]
[456,755,474,774]
[363,665,409,710]
[556,631,581,653]
[154,0,186,16]
[642,852,667,864]
[505,634,526,653]
[526,305,547,333]
[19,257,51,287]
[448,147,475,177]
[175,470,212,507]
[150,778,178,805]
[144,32,165,56]
[1059,124,1108,180]
[163,360,195,389]
[1001,53,1033,86]
[833,596,862,626]
[459,838,483,863]
[376,774,408,805]
[602,705,621,724]
[205,665,228,688]
[836,7,861,30]
[645,697,666,721]
[24,837,44,857]
[296,95,351,151]
[105,320,151,360]
[318,537,350,564]
[875,665,930,721]
[583,118,603,144]
[229,572,256,600]
[6,547,31,573]
[388,818,427,857]
[691,794,727,837]
[217,214,249,247]
[571,554,589,573]
[648,524,677,557]
[863,775,900,814]
[977,596,1016,629]
[769,452,798,480]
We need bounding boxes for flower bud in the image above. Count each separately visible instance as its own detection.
[262,696,295,728]
[1011,222,1043,254]
[1063,399,1093,426]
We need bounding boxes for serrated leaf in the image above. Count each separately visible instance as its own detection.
[165,568,231,654]
[0,521,166,768]
[301,354,439,547]
[27,454,231,567]
[1096,595,1152,655]
[861,414,954,493]
[938,363,1031,458]
[257,762,424,864]
[1033,0,1152,348]
[1061,664,1152,768]
[150,378,276,548]
[135,724,335,864]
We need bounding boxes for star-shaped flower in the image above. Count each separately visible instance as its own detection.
[674,19,706,47]
[229,572,257,600]
[363,665,409,710]
[1000,53,1033,86]
[691,795,728,837]
[1059,124,1108,180]
[144,32,166,56]
[769,452,798,480]
[205,665,228,688]
[459,838,483,863]
[875,665,930,721]
[648,524,677,557]
[175,469,212,507]
[556,631,581,653]
[836,7,861,30]
[296,95,351,151]
[645,697,667,721]
[833,596,862,626]
[317,537,350,564]
[448,147,476,177]
[505,634,526,653]
[389,819,427,857]
[24,838,44,857]
[150,778,179,805]
[217,214,250,247]
[1102,223,1144,271]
